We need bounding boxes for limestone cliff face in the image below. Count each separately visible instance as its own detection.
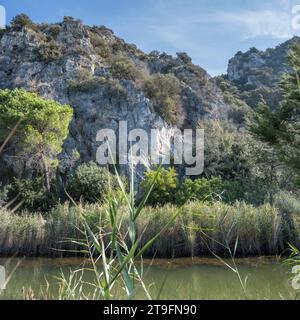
[0,17,232,177]
[226,37,300,108]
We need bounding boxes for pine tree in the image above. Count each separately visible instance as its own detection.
[0,89,73,191]
[248,44,300,185]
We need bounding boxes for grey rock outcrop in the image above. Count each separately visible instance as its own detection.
[226,37,300,108]
[0,16,233,179]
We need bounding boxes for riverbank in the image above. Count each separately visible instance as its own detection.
[0,196,299,258]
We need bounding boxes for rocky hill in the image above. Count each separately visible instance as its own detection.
[0,15,233,177]
[225,36,300,108]
[0,14,298,180]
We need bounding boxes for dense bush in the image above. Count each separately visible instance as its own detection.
[143,73,182,124]
[141,167,178,206]
[141,166,271,207]
[198,120,251,180]
[110,56,138,80]
[68,69,106,92]
[48,25,61,39]
[7,177,52,212]
[227,102,251,124]
[221,178,270,205]
[11,14,38,31]
[89,32,112,58]
[176,177,224,204]
[37,40,63,63]
[105,79,127,98]
[67,162,120,203]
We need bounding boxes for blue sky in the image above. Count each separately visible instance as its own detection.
[1,0,300,75]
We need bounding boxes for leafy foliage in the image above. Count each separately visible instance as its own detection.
[215,76,251,124]
[67,162,120,203]
[247,44,300,181]
[110,56,138,80]
[141,167,178,206]
[68,69,106,92]
[37,40,63,63]
[198,120,250,180]
[176,177,224,204]
[0,89,73,190]
[7,177,51,211]
[11,14,38,31]
[144,73,182,124]
[89,31,112,58]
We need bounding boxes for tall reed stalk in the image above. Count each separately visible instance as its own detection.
[54,160,180,300]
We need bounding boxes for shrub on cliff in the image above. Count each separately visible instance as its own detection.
[11,14,38,32]
[110,56,139,81]
[37,40,63,63]
[143,73,182,125]
[89,31,112,58]
[68,69,106,92]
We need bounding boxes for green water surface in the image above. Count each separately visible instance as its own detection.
[0,257,297,300]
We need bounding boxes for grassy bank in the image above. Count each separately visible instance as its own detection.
[1,193,299,257]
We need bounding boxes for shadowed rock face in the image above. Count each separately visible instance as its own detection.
[0,17,231,178]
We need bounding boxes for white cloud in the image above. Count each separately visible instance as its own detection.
[212,10,294,40]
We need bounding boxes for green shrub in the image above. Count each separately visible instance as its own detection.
[89,32,112,58]
[68,69,105,92]
[48,25,61,39]
[37,40,63,63]
[7,177,51,211]
[141,167,178,206]
[215,76,251,124]
[11,14,38,32]
[219,179,264,204]
[67,162,120,203]
[143,73,181,124]
[110,56,138,80]
[227,98,251,124]
[105,79,127,98]
[176,177,225,204]
[198,120,251,180]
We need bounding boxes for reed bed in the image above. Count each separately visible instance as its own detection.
[0,197,299,258]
